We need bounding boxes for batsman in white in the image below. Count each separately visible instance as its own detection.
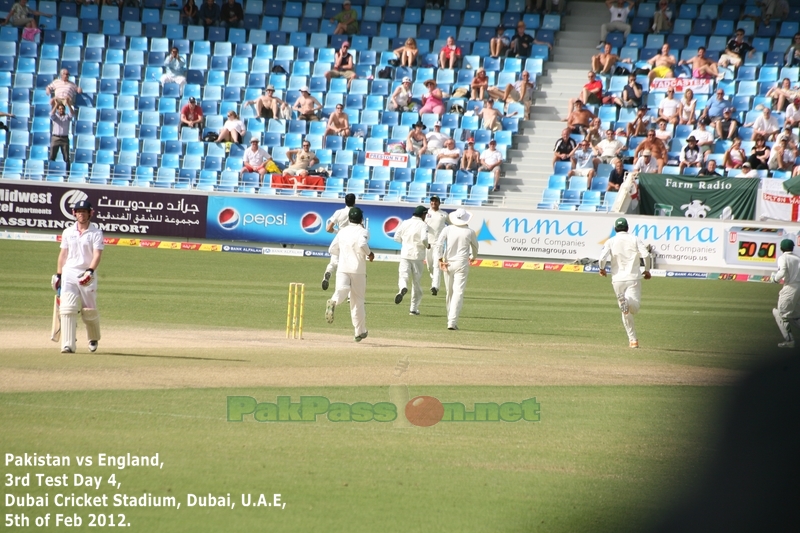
[321,193,357,291]
[436,208,479,330]
[425,195,448,296]
[326,207,375,342]
[598,217,652,349]
[770,238,800,348]
[52,199,104,354]
[393,205,430,315]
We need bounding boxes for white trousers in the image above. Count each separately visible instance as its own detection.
[443,260,470,328]
[332,272,367,337]
[426,244,442,290]
[612,279,641,342]
[775,283,800,340]
[160,74,187,94]
[325,254,339,275]
[398,258,424,313]
[61,267,98,311]
[600,21,631,41]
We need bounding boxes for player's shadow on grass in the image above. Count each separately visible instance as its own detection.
[104,352,249,362]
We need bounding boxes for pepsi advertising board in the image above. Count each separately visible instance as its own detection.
[206,196,416,250]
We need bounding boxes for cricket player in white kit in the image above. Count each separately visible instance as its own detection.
[326,207,374,342]
[436,208,479,330]
[771,238,800,348]
[599,217,652,348]
[321,193,356,290]
[425,195,448,296]
[393,205,430,315]
[52,199,104,354]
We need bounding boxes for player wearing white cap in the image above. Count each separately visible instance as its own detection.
[322,193,356,291]
[51,199,104,354]
[598,217,652,348]
[771,238,800,348]
[436,208,479,330]
[393,206,430,315]
[425,196,448,296]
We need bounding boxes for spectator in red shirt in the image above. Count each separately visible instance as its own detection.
[568,71,603,112]
[438,36,462,69]
[179,97,204,135]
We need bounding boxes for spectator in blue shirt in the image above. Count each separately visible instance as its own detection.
[701,88,732,125]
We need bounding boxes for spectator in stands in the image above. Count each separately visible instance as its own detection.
[654,118,672,142]
[553,128,577,167]
[426,121,450,155]
[293,87,323,121]
[1,0,50,30]
[769,136,797,171]
[419,80,445,115]
[607,157,626,191]
[180,0,199,26]
[634,149,659,173]
[490,25,510,59]
[785,33,800,67]
[678,47,721,81]
[593,128,625,166]
[776,124,798,145]
[576,71,604,108]
[531,0,566,15]
[220,0,243,29]
[480,139,504,191]
[325,104,351,140]
[49,103,72,169]
[245,85,285,120]
[689,118,715,158]
[612,74,642,109]
[46,69,82,115]
[241,138,272,185]
[723,137,747,171]
[591,43,631,75]
[634,130,666,172]
[216,110,245,145]
[439,36,462,69]
[179,97,204,135]
[657,88,680,125]
[161,47,187,96]
[748,134,771,170]
[407,122,428,157]
[566,100,596,135]
[739,161,759,177]
[470,69,489,101]
[325,41,357,90]
[625,106,651,138]
[389,77,414,112]
[785,98,800,129]
[585,117,603,147]
[701,88,732,124]
[437,139,462,171]
[678,136,702,174]
[478,100,503,132]
[0,111,14,132]
[698,159,722,176]
[461,138,480,172]
[598,0,634,49]
[285,141,319,175]
[567,139,596,186]
[746,107,781,141]
[198,0,220,29]
[716,107,740,140]
[393,37,419,68]
[759,0,789,27]
[331,0,358,35]
[487,71,535,116]
[718,29,755,71]
[767,78,800,112]
[508,22,534,59]
[647,44,676,83]
[678,88,697,126]
[652,0,673,33]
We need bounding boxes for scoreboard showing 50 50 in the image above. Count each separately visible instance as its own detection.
[725,227,794,266]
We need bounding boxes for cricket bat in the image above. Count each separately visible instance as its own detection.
[50,292,60,342]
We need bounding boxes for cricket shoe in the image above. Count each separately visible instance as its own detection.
[430,287,438,296]
[778,340,795,348]
[88,341,98,353]
[321,271,331,291]
[629,340,639,349]
[617,294,629,315]
[61,346,74,354]
[409,310,420,316]
[354,331,369,342]
[394,287,408,304]
[325,299,336,324]
[447,325,459,330]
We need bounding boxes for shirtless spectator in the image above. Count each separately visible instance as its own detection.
[634,130,666,171]
[716,107,740,140]
[626,106,652,138]
[245,85,284,120]
[436,139,462,171]
[612,74,642,108]
[718,29,755,70]
[293,87,322,121]
[566,101,596,135]
[426,121,450,155]
[285,141,319,176]
[592,42,631,75]
[765,78,799,112]
[179,97,204,135]
[325,42,356,90]
[658,88,680,126]
[478,100,503,132]
[46,69,82,115]
[325,104,351,139]
[647,44,676,83]
[461,139,480,172]
[678,47,720,81]
[553,128,577,167]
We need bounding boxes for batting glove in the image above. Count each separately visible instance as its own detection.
[78,269,94,286]
[51,274,61,292]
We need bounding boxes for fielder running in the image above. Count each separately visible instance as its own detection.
[326,207,374,342]
[436,208,479,330]
[52,199,104,354]
[393,205,430,315]
[771,238,800,348]
[425,195,448,296]
[321,193,356,290]
[598,217,652,348]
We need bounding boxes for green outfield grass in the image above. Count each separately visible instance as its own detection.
[0,239,785,532]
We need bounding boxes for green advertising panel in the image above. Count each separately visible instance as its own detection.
[638,173,759,220]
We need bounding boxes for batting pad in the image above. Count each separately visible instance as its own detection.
[81,308,101,341]
[59,292,81,314]
[60,313,77,352]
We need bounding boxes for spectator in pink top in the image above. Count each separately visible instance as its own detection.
[419,80,445,115]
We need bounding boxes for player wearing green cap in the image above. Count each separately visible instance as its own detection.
[392,205,430,315]
[598,217,652,348]
[770,238,800,348]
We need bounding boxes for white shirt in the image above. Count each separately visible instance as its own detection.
[426,131,449,152]
[753,114,779,133]
[572,147,594,169]
[599,232,650,282]
[436,225,479,264]
[634,156,658,173]
[223,118,245,135]
[327,206,351,231]
[596,139,624,158]
[480,148,503,166]
[658,97,680,118]
[786,104,800,123]
[772,252,800,286]
[425,209,448,239]
[242,146,270,167]
[60,223,104,271]
[680,144,700,163]
[393,217,429,261]
[328,223,371,275]
[438,147,461,166]
[689,127,714,146]
[609,5,630,21]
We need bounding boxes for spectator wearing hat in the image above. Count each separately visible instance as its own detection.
[198,0,220,28]
[439,36,462,69]
[478,100,504,133]
[634,149,659,173]
[331,0,358,35]
[426,121,450,155]
[325,103,351,140]
[552,128,577,167]
[746,107,781,141]
[716,107,740,140]
[219,0,243,29]
[437,139,462,171]
[689,118,715,157]
[436,208,479,331]
[508,21,541,59]
[293,87,322,121]
[470,68,489,101]
[241,138,272,185]
[392,206,430,316]
[461,138,480,172]
[285,141,319,176]
[490,25,510,58]
[407,121,428,157]
[389,77,414,112]
[180,97,204,135]
[785,98,800,129]
[739,161,759,177]
[245,85,284,120]
[480,139,504,191]
[678,136,702,174]
[326,41,356,90]
[419,80,445,115]
[393,37,418,68]
[216,110,245,144]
